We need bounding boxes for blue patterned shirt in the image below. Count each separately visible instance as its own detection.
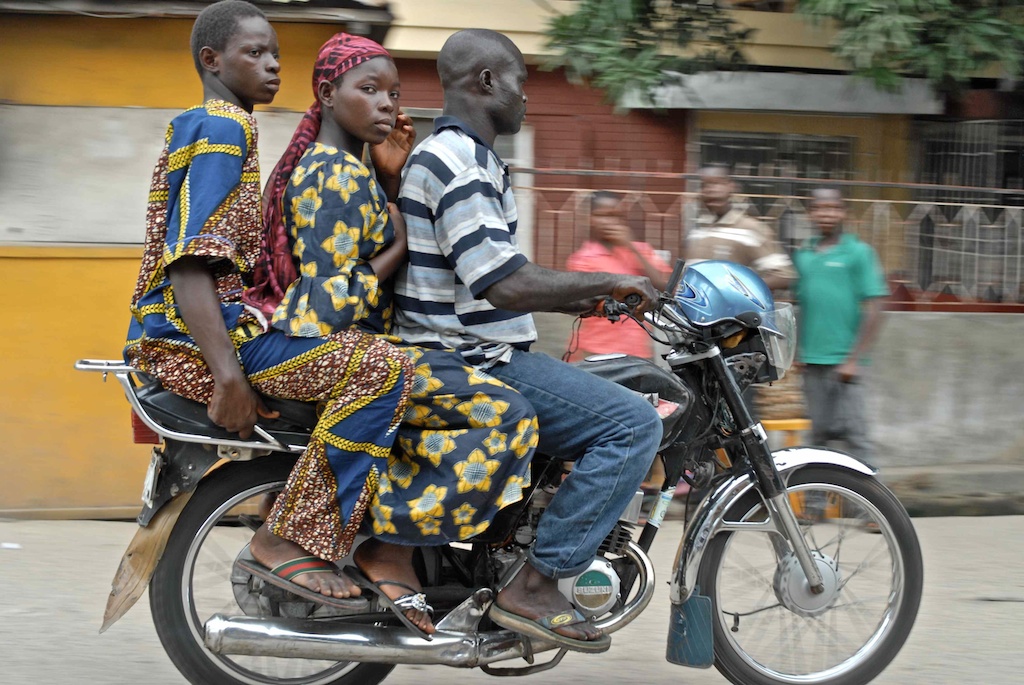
[272,143,394,337]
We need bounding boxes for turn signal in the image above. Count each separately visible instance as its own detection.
[723,331,747,348]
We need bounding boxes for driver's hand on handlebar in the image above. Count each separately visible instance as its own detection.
[207,374,280,440]
[610,275,658,314]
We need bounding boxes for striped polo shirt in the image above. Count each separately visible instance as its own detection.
[394,117,537,365]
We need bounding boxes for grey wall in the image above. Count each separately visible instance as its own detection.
[0,105,301,244]
[532,311,1024,470]
[872,312,1024,468]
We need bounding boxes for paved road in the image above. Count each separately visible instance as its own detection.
[1,516,1022,684]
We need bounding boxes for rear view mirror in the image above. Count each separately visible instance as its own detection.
[665,259,686,298]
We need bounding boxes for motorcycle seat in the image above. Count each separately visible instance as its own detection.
[135,378,317,442]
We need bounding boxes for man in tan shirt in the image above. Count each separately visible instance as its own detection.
[686,165,796,424]
[687,165,796,290]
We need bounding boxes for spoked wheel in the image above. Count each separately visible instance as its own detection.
[697,466,923,685]
[149,458,395,685]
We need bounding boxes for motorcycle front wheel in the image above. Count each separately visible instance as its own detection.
[697,466,923,685]
[149,457,395,685]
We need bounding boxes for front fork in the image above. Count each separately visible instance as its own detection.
[707,348,825,593]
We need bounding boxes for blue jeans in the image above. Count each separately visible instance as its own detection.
[488,350,661,578]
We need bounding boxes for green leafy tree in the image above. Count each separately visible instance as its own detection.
[798,0,1024,93]
[543,0,753,104]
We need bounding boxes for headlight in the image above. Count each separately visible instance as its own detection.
[760,303,797,378]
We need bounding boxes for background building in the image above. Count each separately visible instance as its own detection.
[2,0,1022,515]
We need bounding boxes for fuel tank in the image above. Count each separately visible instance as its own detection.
[572,354,695,450]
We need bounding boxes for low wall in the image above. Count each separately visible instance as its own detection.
[872,312,1024,467]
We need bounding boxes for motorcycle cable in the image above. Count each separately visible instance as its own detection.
[561,295,669,361]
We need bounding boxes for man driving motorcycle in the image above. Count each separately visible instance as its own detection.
[393,28,663,653]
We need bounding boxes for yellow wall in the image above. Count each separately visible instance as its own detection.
[385,1,841,68]
[0,247,152,517]
[696,111,913,194]
[695,111,913,270]
[0,5,845,105]
[0,15,344,110]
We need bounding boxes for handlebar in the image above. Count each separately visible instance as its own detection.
[600,293,651,322]
[598,292,697,338]
[601,298,633,320]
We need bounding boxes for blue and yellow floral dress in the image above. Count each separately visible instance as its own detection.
[276,143,537,545]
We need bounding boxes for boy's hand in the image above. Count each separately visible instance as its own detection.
[370,111,416,180]
[836,360,860,383]
[208,374,279,439]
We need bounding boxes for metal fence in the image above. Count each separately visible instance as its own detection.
[510,170,1024,309]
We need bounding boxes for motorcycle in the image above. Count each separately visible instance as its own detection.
[77,259,922,685]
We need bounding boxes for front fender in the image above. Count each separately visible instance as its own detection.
[669,447,876,605]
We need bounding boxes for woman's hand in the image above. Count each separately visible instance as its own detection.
[369,203,408,281]
[388,202,407,249]
[370,111,416,187]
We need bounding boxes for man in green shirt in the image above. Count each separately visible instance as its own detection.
[794,188,888,464]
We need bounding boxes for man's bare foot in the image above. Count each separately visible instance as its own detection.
[353,539,435,634]
[249,524,360,599]
[495,562,604,642]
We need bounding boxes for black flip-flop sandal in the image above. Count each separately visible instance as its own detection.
[235,556,369,610]
[343,566,434,640]
[489,603,611,654]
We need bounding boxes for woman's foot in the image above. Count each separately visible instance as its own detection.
[495,562,605,643]
[353,539,435,634]
[249,524,361,599]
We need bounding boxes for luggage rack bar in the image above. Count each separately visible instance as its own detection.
[74,359,306,454]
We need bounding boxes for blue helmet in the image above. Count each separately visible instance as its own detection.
[672,260,778,332]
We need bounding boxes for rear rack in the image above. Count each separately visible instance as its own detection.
[74,359,306,454]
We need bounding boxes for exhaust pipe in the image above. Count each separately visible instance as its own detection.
[207,541,655,665]
[205,616,529,666]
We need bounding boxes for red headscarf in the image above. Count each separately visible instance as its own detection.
[243,33,392,316]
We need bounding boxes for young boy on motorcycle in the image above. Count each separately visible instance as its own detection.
[243,31,538,635]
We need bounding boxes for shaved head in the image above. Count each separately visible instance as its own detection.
[436,28,528,141]
[810,187,844,205]
[437,29,523,90]
[699,164,731,180]
[808,187,846,236]
[699,164,735,217]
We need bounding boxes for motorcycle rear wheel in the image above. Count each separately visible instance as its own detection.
[149,457,395,685]
[697,466,923,685]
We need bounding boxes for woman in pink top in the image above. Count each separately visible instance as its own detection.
[565,192,672,362]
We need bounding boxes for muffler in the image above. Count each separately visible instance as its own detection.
[205,615,529,666]
[207,541,655,666]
